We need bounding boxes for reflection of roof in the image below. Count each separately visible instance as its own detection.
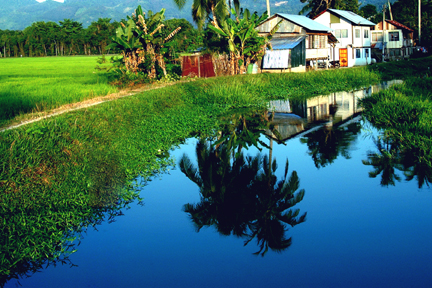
[372,42,383,49]
[385,20,414,32]
[321,9,376,26]
[269,35,307,50]
[276,13,333,32]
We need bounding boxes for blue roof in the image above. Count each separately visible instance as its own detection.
[269,35,307,50]
[328,9,376,26]
[276,14,333,32]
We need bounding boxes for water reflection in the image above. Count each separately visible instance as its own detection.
[266,80,403,169]
[181,108,307,256]
[268,80,403,140]
[362,136,403,186]
[215,108,285,155]
[180,139,306,256]
[362,134,432,188]
[301,122,362,168]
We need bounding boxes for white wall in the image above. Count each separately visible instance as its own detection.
[314,12,372,67]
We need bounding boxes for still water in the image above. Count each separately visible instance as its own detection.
[6,82,432,287]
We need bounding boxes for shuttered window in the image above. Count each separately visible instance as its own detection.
[307,35,327,48]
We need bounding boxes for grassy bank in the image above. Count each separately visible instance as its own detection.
[0,56,116,127]
[360,74,432,167]
[1,56,431,281]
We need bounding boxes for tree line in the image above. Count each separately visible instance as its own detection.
[0,17,202,58]
[1,0,429,60]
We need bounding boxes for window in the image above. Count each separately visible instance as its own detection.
[355,29,360,38]
[389,32,400,41]
[364,29,369,38]
[356,49,361,58]
[372,32,383,42]
[365,48,369,58]
[335,29,348,38]
[307,35,327,49]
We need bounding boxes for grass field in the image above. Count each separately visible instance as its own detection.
[0,56,117,127]
[1,55,432,282]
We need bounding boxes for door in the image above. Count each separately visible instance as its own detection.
[339,48,348,67]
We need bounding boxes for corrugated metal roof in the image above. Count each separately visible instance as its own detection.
[269,35,306,50]
[386,20,414,32]
[328,9,376,26]
[276,14,333,32]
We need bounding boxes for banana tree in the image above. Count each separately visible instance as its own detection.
[207,8,272,75]
[108,6,181,78]
[109,18,142,73]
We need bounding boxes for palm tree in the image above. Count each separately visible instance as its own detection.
[172,0,228,29]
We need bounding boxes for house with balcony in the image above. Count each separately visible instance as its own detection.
[313,9,375,67]
[255,14,337,72]
[371,20,414,61]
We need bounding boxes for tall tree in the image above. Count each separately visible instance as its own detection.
[173,0,228,29]
[299,0,349,18]
[391,0,432,47]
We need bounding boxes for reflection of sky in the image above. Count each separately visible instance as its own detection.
[6,125,432,288]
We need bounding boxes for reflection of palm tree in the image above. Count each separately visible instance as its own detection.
[362,136,403,186]
[181,138,306,256]
[216,108,283,157]
[403,161,432,188]
[246,156,306,256]
[180,140,254,235]
[301,122,361,168]
[399,150,432,189]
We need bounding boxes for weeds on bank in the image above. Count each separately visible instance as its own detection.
[360,75,432,166]
[2,56,431,282]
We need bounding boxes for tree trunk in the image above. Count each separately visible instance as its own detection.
[229,51,236,75]
[211,4,220,29]
[157,54,167,77]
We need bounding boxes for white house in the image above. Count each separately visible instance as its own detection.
[256,14,337,72]
[371,20,415,61]
[313,9,375,67]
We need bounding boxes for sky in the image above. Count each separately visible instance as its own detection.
[35,0,65,3]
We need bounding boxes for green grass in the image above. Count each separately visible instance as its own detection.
[0,56,117,127]
[1,55,432,282]
[360,75,432,166]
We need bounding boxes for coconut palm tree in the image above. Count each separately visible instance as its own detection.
[172,0,228,29]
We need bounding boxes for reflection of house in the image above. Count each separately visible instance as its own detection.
[313,9,375,67]
[266,113,305,141]
[255,14,336,72]
[371,20,414,61]
[267,81,403,141]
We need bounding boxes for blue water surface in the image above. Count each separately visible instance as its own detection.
[6,119,432,288]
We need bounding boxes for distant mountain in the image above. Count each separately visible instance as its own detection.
[0,0,388,30]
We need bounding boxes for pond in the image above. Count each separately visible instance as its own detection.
[4,81,432,288]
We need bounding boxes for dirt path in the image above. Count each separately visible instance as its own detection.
[0,81,182,133]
